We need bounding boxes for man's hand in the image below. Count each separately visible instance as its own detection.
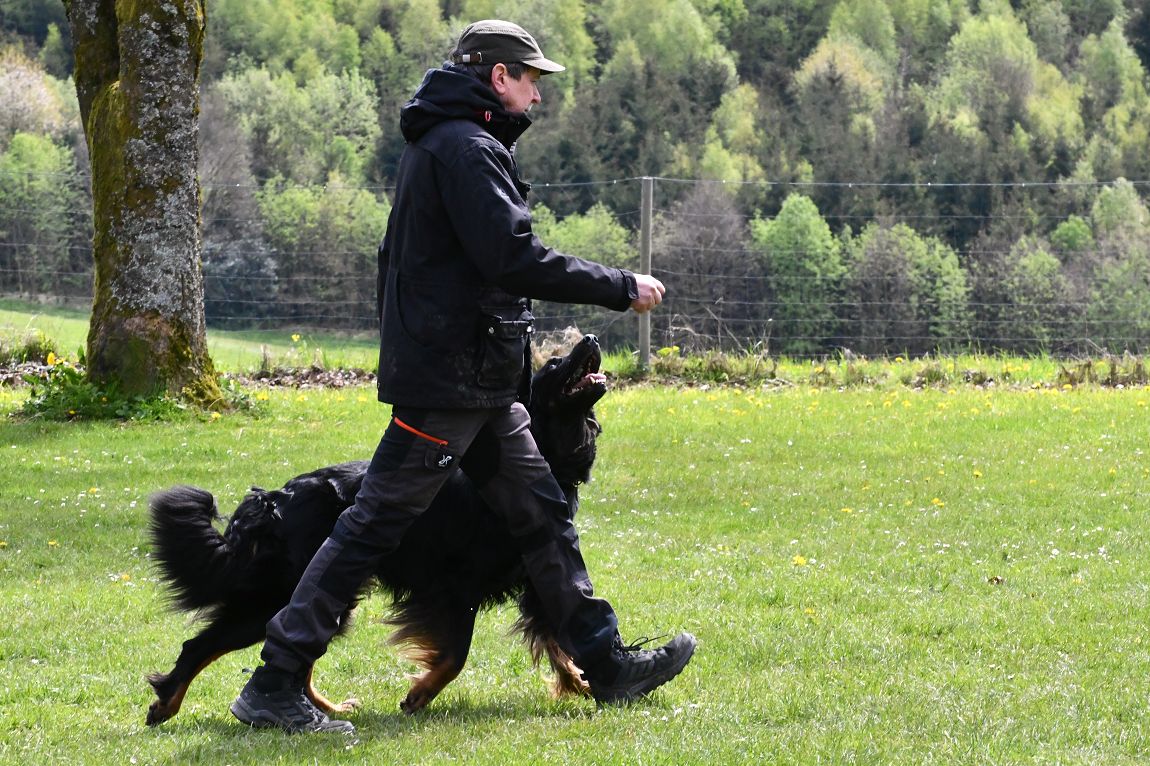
[630,274,666,313]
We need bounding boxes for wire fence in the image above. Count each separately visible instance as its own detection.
[3,175,1150,360]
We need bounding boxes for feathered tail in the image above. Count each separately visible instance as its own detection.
[147,485,284,612]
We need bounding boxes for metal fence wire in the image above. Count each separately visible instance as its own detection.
[3,175,1149,362]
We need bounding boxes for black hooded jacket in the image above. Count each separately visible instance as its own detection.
[375,64,637,408]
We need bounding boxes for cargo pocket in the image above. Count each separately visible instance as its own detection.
[476,305,534,390]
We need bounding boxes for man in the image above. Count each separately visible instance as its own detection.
[231,19,696,734]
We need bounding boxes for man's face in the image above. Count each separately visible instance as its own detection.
[494,65,542,114]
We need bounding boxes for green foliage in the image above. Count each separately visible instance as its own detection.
[1077,18,1150,123]
[1049,214,1095,258]
[843,223,970,355]
[19,358,185,420]
[1020,0,1072,68]
[4,0,1150,361]
[929,9,1041,140]
[0,328,56,364]
[0,47,79,146]
[0,131,89,296]
[750,193,844,354]
[215,67,381,184]
[257,178,391,327]
[1091,178,1149,245]
[532,202,634,269]
[1089,246,1150,352]
[598,0,736,77]
[827,0,898,63]
[531,202,636,343]
[998,237,1073,351]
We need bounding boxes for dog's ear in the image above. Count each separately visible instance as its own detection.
[266,489,293,520]
[326,476,360,505]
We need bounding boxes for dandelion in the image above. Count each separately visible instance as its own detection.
[46,351,58,366]
[48,540,59,548]
[973,470,983,479]
[0,540,7,549]
[211,412,222,420]
[792,554,808,567]
[840,507,853,514]
[291,333,301,343]
[255,391,270,401]
[931,497,945,507]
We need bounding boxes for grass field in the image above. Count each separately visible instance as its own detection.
[3,366,1150,763]
[0,299,380,371]
[2,300,1149,762]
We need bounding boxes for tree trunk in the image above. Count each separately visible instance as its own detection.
[65,0,220,403]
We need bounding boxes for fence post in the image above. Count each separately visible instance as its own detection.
[638,176,653,371]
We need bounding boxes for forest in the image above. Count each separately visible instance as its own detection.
[2,0,1149,356]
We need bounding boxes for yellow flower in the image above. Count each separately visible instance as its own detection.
[291,333,301,343]
[0,540,7,549]
[48,540,59,548]
[255,391,270,401]
[211,412,222,420]
[792,555,808,567]
[46,352,58,366]
[972,470,983,479]
[931,497,945,507]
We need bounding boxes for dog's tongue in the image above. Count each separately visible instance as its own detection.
[572,372,607,391]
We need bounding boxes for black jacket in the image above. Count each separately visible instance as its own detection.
[376,65,637,408]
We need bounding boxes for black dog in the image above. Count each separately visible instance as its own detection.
[146,335,608,726]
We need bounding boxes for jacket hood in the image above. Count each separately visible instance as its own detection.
[400,64,532,148]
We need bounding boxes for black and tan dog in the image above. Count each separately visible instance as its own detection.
[145,334,608,726]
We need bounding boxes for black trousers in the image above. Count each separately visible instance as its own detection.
[260,402,618,675]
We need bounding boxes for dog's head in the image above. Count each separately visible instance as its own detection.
[527,334,607,487]
[224,486,292,541]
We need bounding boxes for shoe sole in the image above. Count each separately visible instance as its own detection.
[230,696,356,734]
[591,633,698,704]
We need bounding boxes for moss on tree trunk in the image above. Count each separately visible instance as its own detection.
[65,0,221,404]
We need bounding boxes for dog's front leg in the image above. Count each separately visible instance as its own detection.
[305,664,360,715]
[397,604,477,714]
[542,638,590,698]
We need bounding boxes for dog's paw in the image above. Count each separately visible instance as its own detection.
[329,697,361,714]
[400,690,432,715]
[145,700,173,727]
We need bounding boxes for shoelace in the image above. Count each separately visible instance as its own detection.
[617,633,669,653]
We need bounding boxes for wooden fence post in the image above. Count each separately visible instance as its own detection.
[639,176,653,371]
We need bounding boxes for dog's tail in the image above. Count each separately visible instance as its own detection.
[147,485,282,612]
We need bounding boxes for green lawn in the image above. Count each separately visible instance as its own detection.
[2,379,1149,764]
[0,299,379,371]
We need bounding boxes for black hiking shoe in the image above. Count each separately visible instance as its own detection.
[230,668,355,734]
[582,632,697,704]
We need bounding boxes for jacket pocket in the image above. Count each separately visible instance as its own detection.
[476,305,534,390]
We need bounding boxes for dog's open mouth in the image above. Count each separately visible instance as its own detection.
[562,338,605,398]
[568,371,606,394]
